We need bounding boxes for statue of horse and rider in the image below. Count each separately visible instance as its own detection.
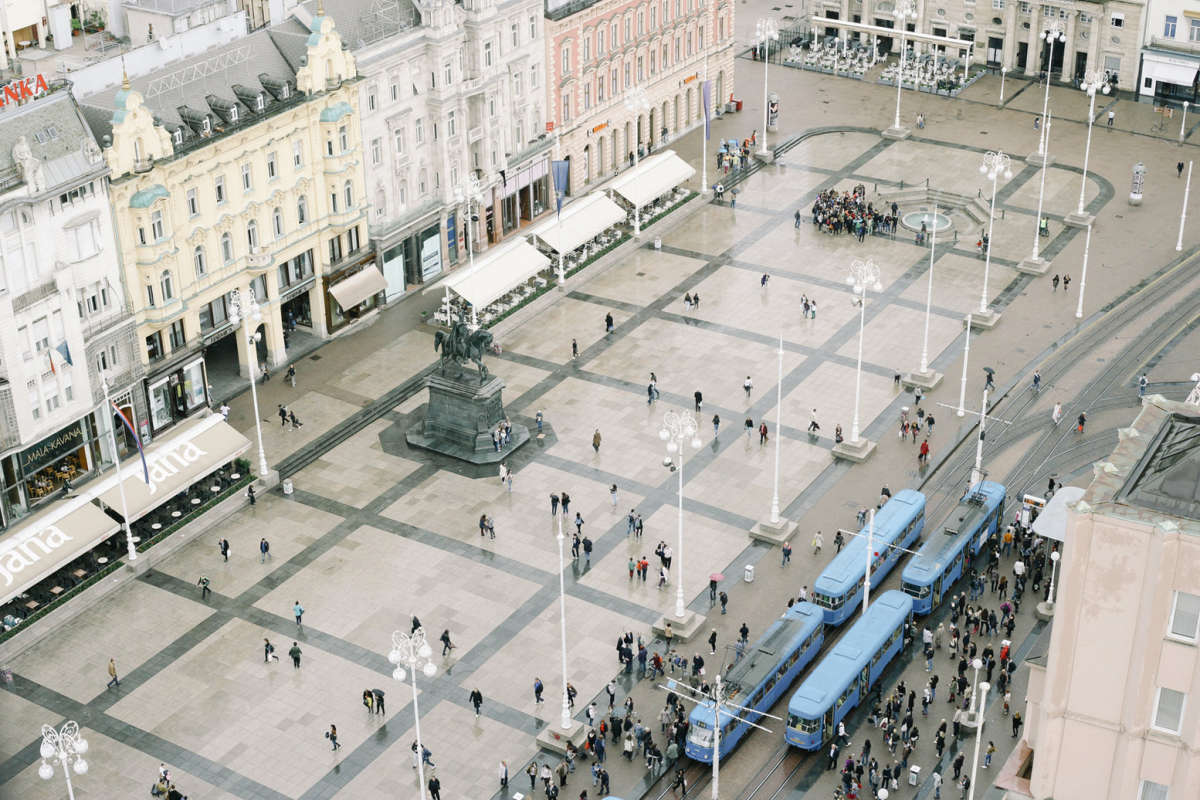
[433,314,494,382]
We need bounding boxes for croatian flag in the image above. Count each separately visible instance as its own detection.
[111,401,150,485]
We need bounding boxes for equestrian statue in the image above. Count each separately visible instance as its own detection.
[433,313,493,382]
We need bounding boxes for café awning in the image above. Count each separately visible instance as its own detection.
[609,150,695,209]
[1142,51,1199,88]
[97,416,251,523]
[1031,486,1086,543]
[439,239,550,308]
[527,192,626,254]
[328,266,388,310]
[0,500,119,606]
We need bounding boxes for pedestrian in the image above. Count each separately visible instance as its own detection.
[440,628,455,656]
[719,590,728,614]
[592,428,602,453]
[760,273,769,287]
[571,338,579,359]
[1032,370,1041,393]
[708,629,718,655]
[218,537,229,561]
[984,740,995,768]
[428,775,442,800]
[289,641,302,668]
[293,600,304,627]
[694,390,703,412]
[551,493,560,515]
[959,774,970,799]
[326,724,340,751]
[575,512,584,534]
[807,408,820,433]
[470,688,484,717]
[1179,161,1186,178]
[1107,109,1115,128]
[812,530,824,554]
[743,375,753,397]
[247,485,256,506]
[1012,711,1023,737]
[219,402,230,419]
[536,410,544,434]
[1138,373,1148,397]
[289,411,302,429]
[1063,274,1071,292]
[919,438,930,465]
[1051,274,1059,291]
[605,312,614,333]
[583,536,593,567]
[562,492,571,516]
[712,413,720,436]
[610,483,618,507]
[782,540,792,566]
[196,575,211,600]
[1052,402,1064,425]
[286,364,296,387]
[278,404,288,426]
[372,688,385,714]
[927,414,935,435]
[264,638,278,663]
[834,530,844,553]
[759,421,768,445]
[499,761,509,791]
[745,417,754,440]
[534,677,545,704]
[106,658,120,688]
[1076,412,1087,433]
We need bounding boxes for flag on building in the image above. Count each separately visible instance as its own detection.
[111,401,150,485]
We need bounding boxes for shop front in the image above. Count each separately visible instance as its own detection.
[325,254,389,333]
[277,249,316,334]
[146,357,209,436]
[498,158,552,237]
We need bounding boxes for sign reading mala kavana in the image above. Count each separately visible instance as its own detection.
[19,422,86,478]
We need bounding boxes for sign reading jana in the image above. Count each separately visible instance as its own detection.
[0,74,50,110]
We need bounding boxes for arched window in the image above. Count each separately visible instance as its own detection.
[247,220,258,249]
[273,207,283,237]
[221,232,234,263]
[374,187,386,217]
[194,245,207,277]
[344,180,353,208]
[160,269,174,301]
[297,196,308,224]
[339,126,348,151]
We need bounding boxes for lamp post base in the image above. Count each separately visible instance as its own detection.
[965,309,1002,330]
[1025,151,1056,167]
[1063,210,1095,229]
[1017,255,1052,275]
[749,516,797,545]
[651,609,705,642]
[1035,600,1057,621]
[902,369,944,391]
[882,126,911,140]
[831,437,877,463]
[755,148,775,163]
[535,719,588,755]
[961,710,984,731]
[258,469,280,489]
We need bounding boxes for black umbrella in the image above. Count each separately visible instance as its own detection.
[982,366,995,376]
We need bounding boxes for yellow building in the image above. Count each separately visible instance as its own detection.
[79,11,374,435]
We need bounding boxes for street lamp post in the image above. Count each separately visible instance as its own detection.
[100,378,137,562]
[38,721,89,800]
[1067,71,1110,227]
[975,150,1012,326]
[970,385,990,487]
[769,332,783,525]
[1047,549,1061,603]
[1177,161,1193,252]
[957,315,972,417]
[1033,21,1066,164]
[389,628,439,800]
[659,410,702,620]
[967,681,991,800]
[755,19,778,156]
[554,512,573,731]
[846,259,882,445]
[911,203,941,385]
[1075,223,1092,320]
[1181,101,1190,144]
[454,174,482,272]
[886,0,919,138]
[624,87,650,238]
[227,289,270,480]
[969,657,983,718]
[999,66,1008,104]
[1021,110,1053,273]
[862,507,876,614]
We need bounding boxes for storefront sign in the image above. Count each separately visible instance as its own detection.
[0,74,50,110]
[682,74,698,85]
[0,523,72,589]
[591,122,608,134]
[0,502,118,600]
[19,423,86,477]
[546,121,555,132]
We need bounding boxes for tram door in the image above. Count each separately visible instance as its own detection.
[822,709,835,743]
[933,576,945,608]
[859,665,871,697]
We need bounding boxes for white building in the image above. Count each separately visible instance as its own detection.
[271,0,552,300]
[1136,0,1198,104]
[0,77,142,532]
[123,0,239,46]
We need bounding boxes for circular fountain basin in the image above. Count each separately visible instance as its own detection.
[901,210,953,233]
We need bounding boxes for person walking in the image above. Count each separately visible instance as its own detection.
[1063,274,1071,292]
[427,775,442,800]
[712,413,720,437]
[286,364,296,387]
[293,600,304,628]
[574,512,584,535]
[1076,411,1087,434]
[694,390,703,412]
[196,575,211,600]
[106,658,120,688]
[372,688,385,714]
[919,438,930,465]
[499,761,509,792]
[807,408,820,433]
[1178,161,1185,178]
[571,339,579,359]
[1052,402,1064,425]
[605,312,614,333]
[718,590,728,614]
[759,421,768,445]
[289,642,302,669]
[1138,373,1148,397]
[743,376,753,397]
[592,429,602,453]
[259,537,270,563]
[1107,109,1115,128]
[440,628,455,656]
[326,724,340,751]
[534,677,545,704]
[218,537,230,562]
[812,530,824,555]
[246,485,256,506]
[782,540,792,566]
[708,629,718,655]
[1051,274,1059,291]
[1032,370,1042,393]
[551,493,560,516]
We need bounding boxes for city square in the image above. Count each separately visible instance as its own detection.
[2,1,1200,800]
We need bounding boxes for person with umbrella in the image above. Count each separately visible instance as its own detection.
[984,367,996,392]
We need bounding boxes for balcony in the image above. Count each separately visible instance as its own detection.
[12,277,59,312]
[0,381,16,451]
[469,126,484,144]
[133,157,154,173]
[1149,35,1200,57]
[245,246,272,270]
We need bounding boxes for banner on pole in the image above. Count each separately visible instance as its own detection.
[551,159,569,217]
[701,80,712,141]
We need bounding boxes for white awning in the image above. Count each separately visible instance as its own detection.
[1142,52,1200,88]
[97,416,251,523]
[0,499,119,606]
[1031,486,1086,543]
[440,239,550,308]
[609,150,696,209]
[329,266,388,310]
[527,192,626,254]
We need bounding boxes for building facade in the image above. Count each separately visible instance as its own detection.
[80,11,369,434]
[1020,395,1200,800]
[813,0,1146,91]
[273,0,552,302]
[123,0,239,47]
[0,79,143,532]
[546,0,737,196]
[1135,0,1198,104]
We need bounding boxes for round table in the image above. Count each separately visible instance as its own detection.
[96,557,109,565]
[211,485,221,492]
[151,523,162,530]
[171,511,182,518]
[230,473,241,480]
[131,537,141,544]
[191,498,201,505]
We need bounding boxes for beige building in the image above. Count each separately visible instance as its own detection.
[1018,394,1200,800]
[545,0,737,196]
[79,10,370,434]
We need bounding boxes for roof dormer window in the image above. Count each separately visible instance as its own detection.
[281,84,290,99]
[256,94,265,111]
[229,106,238,122]
[201,117,211,134]
[173,129,183,145]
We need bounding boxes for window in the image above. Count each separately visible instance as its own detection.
[199,295,228,331]
[561,45,570,76]
[371,137,382,165]
[151,210,164,241]
[598,28,605,54]
[394,127,407,155]
[638,10,644,34]
[367,89,376,111]
[418,170,427,195]
[597,76,605,102]
[1191,19,1200,42]
[215,175,226,204]
[247,220,259,249]
[511,22,519,47]
[1104,55,1121,74]
[1169,592,1200,641]
[328,234,343,264]
[624,17,631,41]
[530,15,536,39]
[194,245,207,277]
[583,36,590,62]
[584,83,592,109]
[173,129,183,145]
[1164,16,1177,38]
[513,73,522,97]
[448,110,457,136]
[992,0,1003,8]
[444,61,453,86]
[347,226,361,253]
[221,232,234,263]
[415,118,425,144]
[146,331,163,361]
[391,82,399,101]
[1153,688,1185,734]
[330,190,339,213]
[562,94,571,122]
[651,6,657,27]
[531,64,539,89]
[186,188,199,217]
[145,284,156,307]
[273,207,284,238]
[650,50,656,74]
[326,137,334,156]
[339,126,349,151]
[484,41,494,68]
[1139,780,1169,800]
[168,319,186,350]
[624,63,631,88]
[638,56,644,81]
[298,196,308,224]
[1111,12,1124,28]
[241,163,252,191]
[344,181,353,208]
[160,270,174,301]
[293,140,304,168]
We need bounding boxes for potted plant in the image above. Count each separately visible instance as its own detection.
[71,18,81,36]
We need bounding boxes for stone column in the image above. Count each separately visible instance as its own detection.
[261,281,288,368]
[1003,3,1018,70]
[841,0,850,42]
[862,0,874,28]
[234,302,254,379]
[1025,4,1042,77]
[1086,12,1100,75]
[1061,12,1077,84]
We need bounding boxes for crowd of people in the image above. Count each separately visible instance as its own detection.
[809,189,901,239]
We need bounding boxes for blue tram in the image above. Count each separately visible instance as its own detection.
[811,490,926,626]
[784,590,914,750]
[685,602,825,763]
[901,481,1006,614]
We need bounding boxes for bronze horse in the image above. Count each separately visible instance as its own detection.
[434,323,493,382]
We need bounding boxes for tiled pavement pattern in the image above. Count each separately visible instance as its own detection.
[8,51,1197,798]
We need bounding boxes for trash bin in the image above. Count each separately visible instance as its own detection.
[735,99,743,112]
[909,765,921,786]
[654,236,662,250]
[744,564,754,583]
[282,478,294,496]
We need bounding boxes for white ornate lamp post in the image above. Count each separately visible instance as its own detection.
[1075,223,1093,320]
[659,409,702,620]
[885,0,918,139]
[970,385,990,495]
[998,66,1008,104]
[1065,71,1110,228]
[769,332,783,524]
[554,512,573,731]
[973,150,1011,328]
[623,87,650,169]
[755,18,778,155]
[905,204,944,389]
[1031,21,1066,165]
[831,259,881,464]
[957,315,972,417]
[1047,549,1061,603]
[227,289,270,480]
[1181,101,1191,144]
[967,681,991,800]
[100,377,137,562]
[1177,161,1193,252]
[38,721,89,800]
[454,174,483,271]
[389,628,438,800]
[1020,110,1053,275]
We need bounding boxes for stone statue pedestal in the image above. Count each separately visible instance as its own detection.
[406,373,528,464]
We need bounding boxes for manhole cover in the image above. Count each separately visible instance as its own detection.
[979,131,988,134]
[311,354,322,361]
